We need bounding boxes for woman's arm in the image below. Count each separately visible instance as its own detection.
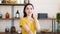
[35,19,41,32]
[19,18,33,34]
[20,24,33,34]
[33,14,41,32]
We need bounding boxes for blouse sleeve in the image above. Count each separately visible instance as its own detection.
[19,18,25,27]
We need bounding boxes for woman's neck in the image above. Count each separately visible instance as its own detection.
[26,15,34,22]
[27,15,32,20]
[27,15,31,18]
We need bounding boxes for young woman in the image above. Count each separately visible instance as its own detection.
[19,3,41,34]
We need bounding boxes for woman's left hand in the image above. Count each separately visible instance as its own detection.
[33,14,41,32]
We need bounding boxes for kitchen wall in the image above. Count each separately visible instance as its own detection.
[0,0,60,32]
[30,0,60,18]
[29,0,60,32]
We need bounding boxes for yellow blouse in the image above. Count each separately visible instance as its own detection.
[19,17,36,34]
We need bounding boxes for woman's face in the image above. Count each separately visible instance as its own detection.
[25,5,34,16]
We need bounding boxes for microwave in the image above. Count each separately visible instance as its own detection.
[38,13,48,19]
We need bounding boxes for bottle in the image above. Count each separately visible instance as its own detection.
[0,12,2,18]
[24,0,29,4]
[5,12,10,19]
[20,0,24,4]
[0,0,2,4]
[5,27,9,33]
[10,26,16,33]
[2,0,6,4]
[17,0,20,4]
[15,10,20,19]
[0,14,2,18]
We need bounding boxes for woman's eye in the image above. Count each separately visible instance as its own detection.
[26,8,29,10]
[26,7,33,10]
[30,8,32,10]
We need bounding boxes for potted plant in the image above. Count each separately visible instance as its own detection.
[56,12,60,32]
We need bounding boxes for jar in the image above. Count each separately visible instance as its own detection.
[5,12,10,19]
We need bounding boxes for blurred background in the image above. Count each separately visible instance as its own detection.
[0,0,60,34]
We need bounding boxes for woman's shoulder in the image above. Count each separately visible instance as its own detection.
[19,17,26,20]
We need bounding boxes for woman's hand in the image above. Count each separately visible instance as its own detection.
[33,14,37,20]
[33,14,41,32]
[28,31,33,34]
[32,14,38,22]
